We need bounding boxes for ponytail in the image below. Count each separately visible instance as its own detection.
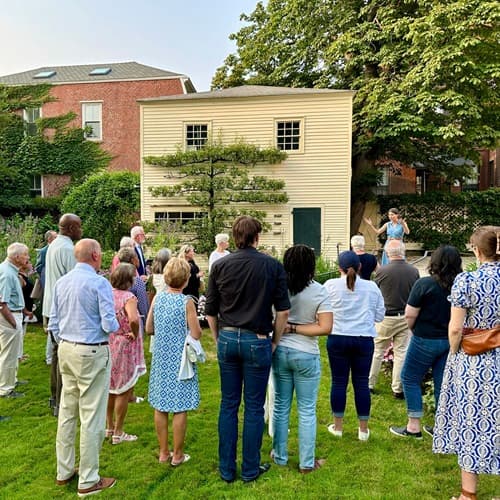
[346,267,357,291]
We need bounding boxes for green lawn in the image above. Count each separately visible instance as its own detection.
[0,326,498,499]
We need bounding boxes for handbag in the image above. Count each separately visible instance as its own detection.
[461,325,500,355]
[30,278,43,300]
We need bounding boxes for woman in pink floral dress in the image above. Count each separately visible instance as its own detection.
[107,263,147,444]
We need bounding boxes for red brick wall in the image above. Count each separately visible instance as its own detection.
[43,174,71,197]
[42,79,185,172]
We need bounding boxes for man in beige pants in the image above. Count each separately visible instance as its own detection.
[368,240,419,398]
[48,239,119,496]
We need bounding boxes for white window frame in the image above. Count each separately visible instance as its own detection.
[30,174,43,197]
[23,107,42,136]
[184,122,210,151]
[275,118,304,153]
[81,101,103,141]
[154,211,206,225]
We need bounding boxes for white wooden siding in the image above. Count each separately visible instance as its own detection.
[140,92,353,262]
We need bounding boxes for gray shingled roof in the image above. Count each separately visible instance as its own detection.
[0,61,189,85]
[138,85,354,102]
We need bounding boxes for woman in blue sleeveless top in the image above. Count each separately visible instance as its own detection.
[364,208,410,265]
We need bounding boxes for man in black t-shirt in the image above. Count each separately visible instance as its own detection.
[206,216,290,483]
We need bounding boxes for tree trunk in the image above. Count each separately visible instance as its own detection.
[350,154,377,235]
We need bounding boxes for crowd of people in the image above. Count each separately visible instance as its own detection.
[0,211,498,499]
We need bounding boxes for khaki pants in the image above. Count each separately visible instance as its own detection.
[368,316,409,394]
[0,313,23,395]
[56,341,111,488]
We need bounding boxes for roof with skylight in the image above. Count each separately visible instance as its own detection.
[34,70,56,79]
[89,67,111,76]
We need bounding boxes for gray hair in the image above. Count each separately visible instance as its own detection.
[7,242,29,259]
[45,230,57,243]
[215,233,229,244]
[130,226,144,239]
[386,240,405,259]
[151,248,171,274]
[350,235,365,250]
[119,236,134,249]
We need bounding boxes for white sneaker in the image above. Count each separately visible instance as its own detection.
[327,424,342,437]
[358,428,370,441]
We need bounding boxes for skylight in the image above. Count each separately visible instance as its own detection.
[89,67,111,76]
[34,70,56,79]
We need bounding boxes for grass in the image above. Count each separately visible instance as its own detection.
[0,326,498,500]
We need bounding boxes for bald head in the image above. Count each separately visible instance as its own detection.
[74,239,102,270]
[59,213,82,241]
[386,239,405,260]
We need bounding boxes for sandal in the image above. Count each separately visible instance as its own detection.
[105,429,113,438]
[451,490,477,500]
[171,454,190,467]
[159,451,173,463]
[112,432,138,445]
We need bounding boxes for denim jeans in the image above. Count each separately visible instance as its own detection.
[272,346,321,470]
[217,329,272,482]
[401,335,449,418]
[327,335,374,420]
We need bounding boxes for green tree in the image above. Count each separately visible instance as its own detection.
[61,172,140,250]
[212,0,499,230]
[145,140,288,254]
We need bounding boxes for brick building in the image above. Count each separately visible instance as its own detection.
[0,61,195,196]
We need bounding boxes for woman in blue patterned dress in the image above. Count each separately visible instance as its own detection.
[433,226,500,500]
[364,208,410,265]
[146,257,202,466]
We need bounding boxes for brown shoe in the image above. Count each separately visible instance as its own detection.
[56,468,78,486]
[77,477,116,497]
[299,458,326,474]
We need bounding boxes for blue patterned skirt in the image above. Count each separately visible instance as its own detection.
[432,348,500,474]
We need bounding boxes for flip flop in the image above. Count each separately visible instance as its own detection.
[159,451,173,463]
[171,454,191,467]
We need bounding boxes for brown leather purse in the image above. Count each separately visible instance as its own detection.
[461,325,500,355]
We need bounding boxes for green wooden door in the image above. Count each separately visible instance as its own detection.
[292,207,321,256]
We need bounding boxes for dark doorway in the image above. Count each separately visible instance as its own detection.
[292,207,321,256]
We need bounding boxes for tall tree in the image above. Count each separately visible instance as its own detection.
[145,140,288,254]
[212,0,499,230]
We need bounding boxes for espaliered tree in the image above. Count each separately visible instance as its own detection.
[145,140,288,254]
[212,0,499,231]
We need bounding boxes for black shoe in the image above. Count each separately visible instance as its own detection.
[15,380,28,386]
[242,463,271,483]
[423,425,434,437]
[369,388,376,395]
[389,426,422,439]
[393,392,405,400]
[0,416,11,422]
[0,391,25,399]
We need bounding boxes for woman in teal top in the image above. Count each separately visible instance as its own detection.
[364,208,410,265]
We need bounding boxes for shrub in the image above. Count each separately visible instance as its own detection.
[378,189,500,251]
[61,172,140,250]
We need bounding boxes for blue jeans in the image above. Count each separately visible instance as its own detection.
[327,335,374,420]
[217,329,272,482]
[401,335,449,418]
[272,346,321,470]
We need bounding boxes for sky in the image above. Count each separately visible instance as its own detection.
[0,0,261,91]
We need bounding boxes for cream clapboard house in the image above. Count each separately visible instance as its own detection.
[139,85,354,262]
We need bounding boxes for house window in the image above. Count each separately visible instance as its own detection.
[276,119,302,151]
[82,102,102,140]
[185,124,208,150]
[23,107,41,136]
[30,174,42,197]
[154,211,205,225]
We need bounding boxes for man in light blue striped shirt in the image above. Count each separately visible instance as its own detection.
[49,239,119,496]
